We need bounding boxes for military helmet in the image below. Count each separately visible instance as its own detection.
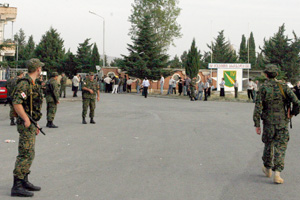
[51,72,59,77]
[26,58,44,73]
[89,72,94,76]
[264,64,279,73]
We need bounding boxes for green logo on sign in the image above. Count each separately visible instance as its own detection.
[224,71,236,87]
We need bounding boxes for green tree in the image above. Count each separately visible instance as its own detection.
[247,32,256,68]
[35,27,65,74]
[123,14,169,80]
[129,0,182,51]
[262,24,300,83]
[76,38,93,73]
[185,39,201,78]
[254,52,265,70]
[110,58,124,67]
[23,35,35,60]
[100,55,108,67]
[206,30,237,63]
[90,43,100,71]
[169,55,182,68]
[62,51,79,78]
[239,35,247,63]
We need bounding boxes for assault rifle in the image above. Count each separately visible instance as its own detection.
[26,113,46,135]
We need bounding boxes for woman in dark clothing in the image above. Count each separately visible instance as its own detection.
[178,78,183,95]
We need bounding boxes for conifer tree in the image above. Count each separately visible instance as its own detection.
[247,32,256,67]
[90,43,100,71]
[239,35,247,63]
[35,27,65,73]
[206,30,237,63]
[169,55,182,68]
[262,24,300,83]
[76,38,92,73]
[185,39,201,78]
[23,35,35,60]
[123,14,169,80]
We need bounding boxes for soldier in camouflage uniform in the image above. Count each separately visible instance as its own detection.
[189,77,196,101]
[11,58,44,197]
[7,71,24,125]
[253,64,300,184]
[82,72,100,124]
[60,73,67,98]
[45,72,60,128]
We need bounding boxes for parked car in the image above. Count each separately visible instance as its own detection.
[0,80,7,102]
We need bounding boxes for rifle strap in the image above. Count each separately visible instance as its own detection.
[277,82,286,99]
[29,84,33,116]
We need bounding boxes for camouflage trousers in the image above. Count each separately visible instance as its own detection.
[13,123,37,179]
[82,98,96,118]
[60,85,66,97]
[262,124,289,172]
[190,86,195,100]
[9,104,17,119]
[47,102,57,121]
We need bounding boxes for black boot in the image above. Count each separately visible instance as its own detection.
[90,118,96,124]
[11,176,34,197]
[49,121,58,128]
[82,118,87,124]
[10,118,16,126]
[46,121,50,127]
[22,173,41,191]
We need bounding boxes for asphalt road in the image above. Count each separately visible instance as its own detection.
[1,91,300,200]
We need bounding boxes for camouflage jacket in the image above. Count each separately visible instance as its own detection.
[253,79,300,127]
[12,74,43,121]
[60,76,67,86]
[45,78,60,103]
[82,79,99,99]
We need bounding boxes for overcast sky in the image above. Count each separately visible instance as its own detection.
[5,0,300,59]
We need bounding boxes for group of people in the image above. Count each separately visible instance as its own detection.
[161,74,213,101]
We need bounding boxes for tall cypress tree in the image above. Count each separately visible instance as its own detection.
[247,32,256,68]
[123,14,169,80]
[23,35,35,60]
[185,39,201,78]
[239,35,247,63]
[90,43,100,71]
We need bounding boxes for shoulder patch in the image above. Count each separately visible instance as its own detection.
[21,92,27,99]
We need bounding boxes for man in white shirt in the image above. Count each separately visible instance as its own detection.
[234,80,239,98]
[160,75,164,95]
[104,76,112,93]
[253,80,259,103]
[72,74,80,97]
[142,77,150,98]
[127,78,133,93]
[219,78,225,97]
[247,78,254,101]
[167,78,174,95]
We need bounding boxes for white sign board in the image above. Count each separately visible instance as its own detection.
[209,63,251,92]
[209,63,251,69]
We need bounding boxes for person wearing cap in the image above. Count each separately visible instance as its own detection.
[45,72,60,128]
[112,75,120,94]
[82,72,100,124]
[60,73,67,98]
[11,58,44,197]
[254,64,300,184]
[7,71,24,126]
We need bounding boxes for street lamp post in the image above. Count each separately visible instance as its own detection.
[89,11,105,68]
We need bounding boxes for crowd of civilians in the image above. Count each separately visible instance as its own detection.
[70,73,300,102]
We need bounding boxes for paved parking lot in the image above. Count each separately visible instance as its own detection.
[1,92,300,200]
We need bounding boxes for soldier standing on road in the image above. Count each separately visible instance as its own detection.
[60,73,67,98]
[11,58,44,197]
[7,71,24,126]
[82,72,100,124]
[45,72,60,128]
[253,64,300,184]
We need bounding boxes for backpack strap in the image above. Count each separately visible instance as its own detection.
[277,82,286,99]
